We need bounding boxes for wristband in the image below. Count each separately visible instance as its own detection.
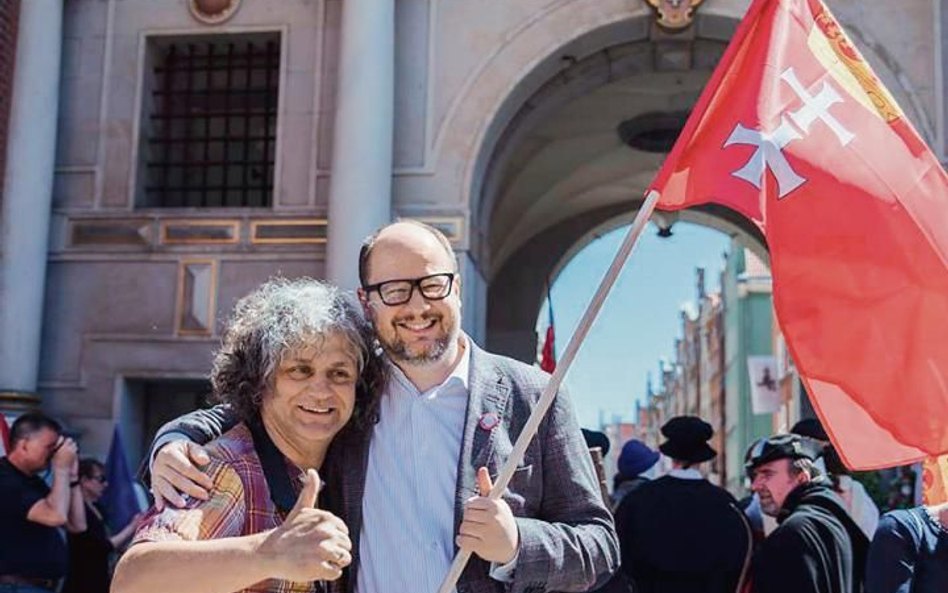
[70,480,81,488]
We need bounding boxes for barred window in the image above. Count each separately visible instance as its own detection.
[140,33,280,208]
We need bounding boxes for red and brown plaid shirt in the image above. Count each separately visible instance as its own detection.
[133,423,317,593]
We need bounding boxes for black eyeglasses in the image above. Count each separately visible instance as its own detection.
[363,273,456,306]
[89,475,107,484]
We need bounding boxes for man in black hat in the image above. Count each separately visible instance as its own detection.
[747,434,869,593]
[613,416,751,593]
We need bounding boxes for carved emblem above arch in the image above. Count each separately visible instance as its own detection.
[188,0,242,25]
[644,0,706,30]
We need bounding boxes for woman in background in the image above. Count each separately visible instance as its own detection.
[62,458,141,593]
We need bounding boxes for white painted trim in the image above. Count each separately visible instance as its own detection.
[936,0,946,161]
[93,0,117,210]
[126,31,147,211]
[307,0,326,208]
[272,25,290,211]
[126,25,290,212]
[422,0,437,170]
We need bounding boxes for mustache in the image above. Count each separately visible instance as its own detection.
[393,311,442,324]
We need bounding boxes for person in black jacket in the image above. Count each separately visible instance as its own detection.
[614,416,751,593]
[748,434,869,593]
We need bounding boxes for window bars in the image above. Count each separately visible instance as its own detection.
[144,37,280,208]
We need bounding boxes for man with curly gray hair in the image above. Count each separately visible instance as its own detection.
[115,278,385,593]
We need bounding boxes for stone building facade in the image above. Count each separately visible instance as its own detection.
[0,0,945,463]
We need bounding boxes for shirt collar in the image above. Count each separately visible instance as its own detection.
[667,468,703,480]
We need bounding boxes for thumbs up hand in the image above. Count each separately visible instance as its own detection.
[259,469,352,583]
[457,467,520,565]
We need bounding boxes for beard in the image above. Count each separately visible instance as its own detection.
[757,491,780,517]
[377,311,455,365]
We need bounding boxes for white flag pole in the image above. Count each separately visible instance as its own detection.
[436,189,663,593]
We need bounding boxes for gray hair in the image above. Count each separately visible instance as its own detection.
[211,277,385,427]
[789,458,822,481]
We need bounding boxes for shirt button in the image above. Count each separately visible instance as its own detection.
[429,541,439,551]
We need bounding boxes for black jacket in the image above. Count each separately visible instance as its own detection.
[752,481,869,593]
[615,475,751,593]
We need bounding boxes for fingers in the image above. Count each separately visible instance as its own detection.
[319,540,352,567]
[317,561,343,581]
[152,441,213,505]
[456,532,484,552]
[162,464,212,501]
[151,475,187,510]
[477,467,493,497]
[288,469,320,519]
[187,441,211,466]
[176,443,214,489]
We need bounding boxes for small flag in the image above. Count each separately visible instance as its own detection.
[0,414,10,456]
[101,425,142,530]
[540,286,556,373]
[747,356,780,415]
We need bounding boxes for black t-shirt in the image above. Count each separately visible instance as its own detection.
[63,503,113,593]
[0,457,69,579]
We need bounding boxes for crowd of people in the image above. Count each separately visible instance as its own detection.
[604,418,947,593]
[1,220,946,593]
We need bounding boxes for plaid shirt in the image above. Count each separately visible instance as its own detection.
[133,423,318,593]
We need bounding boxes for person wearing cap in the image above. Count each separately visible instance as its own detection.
[747,434,869,593]
[791,418,879,539]
[613,416,751,593]
[610,439,659,509]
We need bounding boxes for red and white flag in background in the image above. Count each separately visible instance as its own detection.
[0,414,10,456]
[650,0,948,470]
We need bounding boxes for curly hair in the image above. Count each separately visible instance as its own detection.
[211,277,386,430]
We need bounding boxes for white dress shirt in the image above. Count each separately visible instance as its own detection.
[356,340,472,593]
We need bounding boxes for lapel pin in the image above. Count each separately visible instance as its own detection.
[478,412,500,431]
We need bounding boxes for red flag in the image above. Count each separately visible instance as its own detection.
[0,414,9,455]
[540,324,556,373]
[540,294,556,373]
[649,0,948,469]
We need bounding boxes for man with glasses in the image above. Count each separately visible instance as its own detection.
[148,220,619,593]
[0,412,86,593]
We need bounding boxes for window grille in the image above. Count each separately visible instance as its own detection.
[142,35,280,208]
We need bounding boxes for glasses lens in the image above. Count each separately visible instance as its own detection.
[418,274,452,299]
[379,281,413,305]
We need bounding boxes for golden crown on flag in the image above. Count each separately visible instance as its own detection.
[644,0,707,30]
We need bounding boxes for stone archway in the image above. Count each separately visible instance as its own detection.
[459,7,752,360]
[436,0,934,360]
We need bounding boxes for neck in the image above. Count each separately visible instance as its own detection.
[398,334,466,392]
[6,452,34,476]
[260,415,328,470]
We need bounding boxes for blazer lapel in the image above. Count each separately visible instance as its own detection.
[453,343,511,537]
[330,424,371,593]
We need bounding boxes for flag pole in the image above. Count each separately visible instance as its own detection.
[436,189,662,593]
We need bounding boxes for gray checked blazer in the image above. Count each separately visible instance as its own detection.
[151,341,619,593]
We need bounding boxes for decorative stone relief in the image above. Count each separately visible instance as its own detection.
[188,0,242,25]
[644,0,706,30]
[177,259,218,336]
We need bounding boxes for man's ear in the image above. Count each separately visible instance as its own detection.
[357,287,373,317]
